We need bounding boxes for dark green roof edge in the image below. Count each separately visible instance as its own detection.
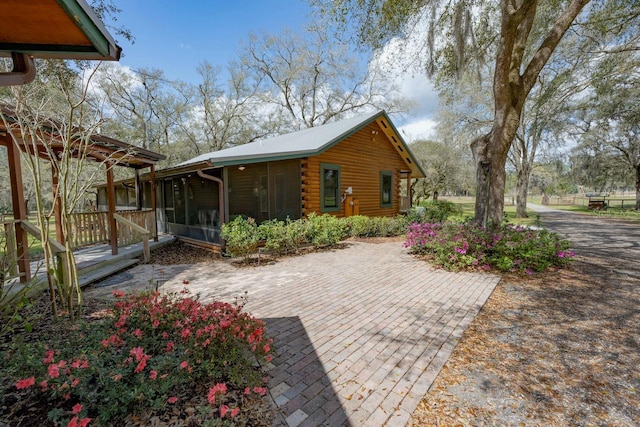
[56,0,121,59]
[214,152,316,167]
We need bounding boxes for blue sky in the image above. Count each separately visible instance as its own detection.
[116,0,313,84]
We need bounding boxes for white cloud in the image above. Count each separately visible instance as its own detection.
[398,117,438,142]
[397,73,439,117]
[370,33,440,135]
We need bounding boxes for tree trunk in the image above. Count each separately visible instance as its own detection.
[470,0,589,228]
[636,164,640,211]
[471,132,510,227]
[515,164,531,217]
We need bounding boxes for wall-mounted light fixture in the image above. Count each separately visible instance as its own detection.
[238,165,246,171]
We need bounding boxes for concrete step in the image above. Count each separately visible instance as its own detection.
[78,258,139,288]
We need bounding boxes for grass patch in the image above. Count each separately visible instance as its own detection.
[440,197,538,226]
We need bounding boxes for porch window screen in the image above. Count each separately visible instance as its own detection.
[321,163,340,212]
[228,160,301,223]
[381,171,392,207]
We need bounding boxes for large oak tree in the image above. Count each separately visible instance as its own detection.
[317,0,592,225]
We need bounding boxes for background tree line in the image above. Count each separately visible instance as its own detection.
[1,0,639,216]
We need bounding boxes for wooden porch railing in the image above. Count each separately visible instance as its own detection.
[68,211,109,248]
[114,213,150,263]
[2,220,20,279]
[1,221,19,279]
[117,210,157,242]
[67,209,156,251]
[1,210,155,285]
[1,220,68,293]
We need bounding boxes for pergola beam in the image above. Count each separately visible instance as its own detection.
[106,163,118,256]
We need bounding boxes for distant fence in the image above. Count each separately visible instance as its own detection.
[541,196,577,206]
[540,195,637,209]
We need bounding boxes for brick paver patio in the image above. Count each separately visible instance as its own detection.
[87,240,500,426]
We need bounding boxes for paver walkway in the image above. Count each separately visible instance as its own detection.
[86,240,500,426]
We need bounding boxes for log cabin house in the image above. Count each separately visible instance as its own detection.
[97,110,425,248]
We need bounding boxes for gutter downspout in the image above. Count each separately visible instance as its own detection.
[0,53,36,87]
[196,169,226,251]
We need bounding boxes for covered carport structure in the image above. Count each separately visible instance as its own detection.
[0,106,166,283]
[0,0,161,284]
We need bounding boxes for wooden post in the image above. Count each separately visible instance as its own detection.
[4,222,18,277]
[106,163,118,255]
[6,136,30,282]
[134,169,142,210]
[406,173,412,208]
[150,165,158,242]
[51,163,64,243]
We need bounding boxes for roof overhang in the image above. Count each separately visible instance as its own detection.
[0,0,121,60]
[372,113,426,178]
[0,105,166,169]
[0,0,122,86]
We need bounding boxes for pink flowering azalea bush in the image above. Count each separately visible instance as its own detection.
[1,290,273,426]
[405,222,574,272]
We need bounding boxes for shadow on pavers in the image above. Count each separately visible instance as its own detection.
[264,317,351,427]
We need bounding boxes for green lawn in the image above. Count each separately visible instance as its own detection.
[528,195,640,221]
[440,197,539,227]
[437,195,640,225]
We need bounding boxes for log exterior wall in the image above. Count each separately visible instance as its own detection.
[302,121,407,218]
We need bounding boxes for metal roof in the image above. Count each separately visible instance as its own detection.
[176,110,426,177]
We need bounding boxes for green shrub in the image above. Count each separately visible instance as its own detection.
[343,215,408,238]
[1,290,273,426]
[343,215,373,237]
[408,201,462,223]
[305,213,345,246]
[221,217,260,263]
[258,219,288,255]
[368,216,408,237]
[259,218,308,255]
[283,218,309,252]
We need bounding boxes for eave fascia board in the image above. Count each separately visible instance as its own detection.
[378,111,427,178]
[56,0,122,60]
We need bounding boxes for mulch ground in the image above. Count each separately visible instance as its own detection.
[149,240,222,265]
[408,253,640,426]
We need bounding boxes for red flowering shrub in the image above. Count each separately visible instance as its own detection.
[1,290,273,426]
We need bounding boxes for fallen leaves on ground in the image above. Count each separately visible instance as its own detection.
[149,241,220,265]
[409,255,640,426]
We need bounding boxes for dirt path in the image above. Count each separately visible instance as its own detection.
[409,207,640,426]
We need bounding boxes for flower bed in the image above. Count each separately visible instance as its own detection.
[1,290,273,426]
[405,222,574,273]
